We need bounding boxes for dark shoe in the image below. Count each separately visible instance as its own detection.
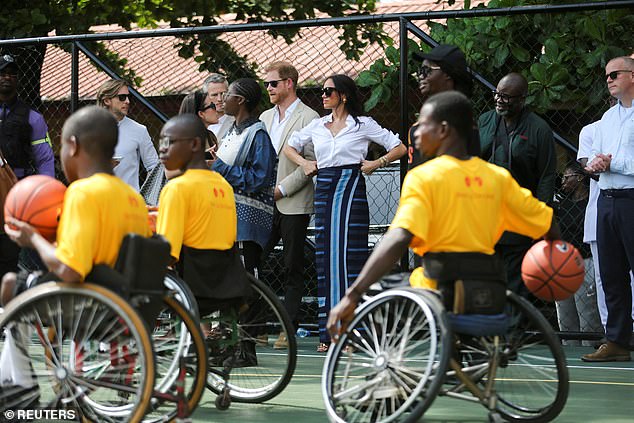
[581,342,631,362]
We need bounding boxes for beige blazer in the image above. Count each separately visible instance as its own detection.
[260,100,320,215]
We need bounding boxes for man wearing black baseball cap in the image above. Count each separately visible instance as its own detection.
[408,44,475,169]
[0,54,55,279]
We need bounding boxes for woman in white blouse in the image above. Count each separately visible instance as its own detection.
[284,74,406,352]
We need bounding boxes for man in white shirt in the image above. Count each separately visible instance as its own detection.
[582,56,634,362]
[96,79,159,191]
[203,73,235,141]
[260,62,319,349]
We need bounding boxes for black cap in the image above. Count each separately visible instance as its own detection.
[0,54,17,73]
[414,44,469,81]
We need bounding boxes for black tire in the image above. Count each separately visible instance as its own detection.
[491,292,569,422]
[0,282,155,423]
[322,288,451,423]
[143,295,208,422]
[206,274,297,403]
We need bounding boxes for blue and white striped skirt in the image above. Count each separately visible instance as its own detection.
[315,165,369,343]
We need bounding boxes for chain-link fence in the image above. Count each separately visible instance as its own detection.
[2,1,632,339]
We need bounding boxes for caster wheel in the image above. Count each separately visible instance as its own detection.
[215,390,231,410]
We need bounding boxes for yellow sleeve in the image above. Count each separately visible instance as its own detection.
[390,171,432,250]
[502,174,553,239]
[156,184,186,260]
[55,188,98,278]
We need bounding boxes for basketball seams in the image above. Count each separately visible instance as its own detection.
[22,183,65,222]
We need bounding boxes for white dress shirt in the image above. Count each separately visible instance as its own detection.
[577,121,599,243]
[114,116,159,191]
[592,101,634,189]
[288,114,401,168]
[208,114,231,138]
[269,98,300,154]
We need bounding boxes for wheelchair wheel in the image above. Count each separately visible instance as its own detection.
[164,271,199,320]
[322,288,451,423]
[206,274,297,403]
[0,282,155,423]
[143,294,207,422]
[479,292,569,422]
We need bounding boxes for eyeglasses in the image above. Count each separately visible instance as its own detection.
[114,94,130,102]
[606,70,632,81]
[264,79,287,88]
[321,87,337,97]
[224,93,244,100]
[159,136,193,149]
[417,65,442,80]
[492,90,524,103]
[199,102,216,112]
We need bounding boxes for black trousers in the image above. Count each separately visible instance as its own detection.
[0,233,19,280]
[597,189,634,348]
[262,207,310,329]
[495,242,532,298]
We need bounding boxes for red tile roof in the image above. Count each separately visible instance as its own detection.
[40,1,472,101]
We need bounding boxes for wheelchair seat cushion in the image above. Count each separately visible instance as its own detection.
[448,313,510,337]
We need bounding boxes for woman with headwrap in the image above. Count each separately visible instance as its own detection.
[212,78,276,278]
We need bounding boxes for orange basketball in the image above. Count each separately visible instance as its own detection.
[521,240,585,301]
[4,175,66,242]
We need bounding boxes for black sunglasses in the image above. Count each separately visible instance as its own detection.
[321,87,337,97]
[492,90,524,103]
[115,94,130,102]
[199,102,216,112]
[417,65,442,80]
[606,70,632,81]
[264,79,287,88]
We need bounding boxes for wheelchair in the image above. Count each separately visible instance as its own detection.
[0,234,208,423]
[199,273,297,409]
[322,268,570,423]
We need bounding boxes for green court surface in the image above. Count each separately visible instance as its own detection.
[191,338,634,422]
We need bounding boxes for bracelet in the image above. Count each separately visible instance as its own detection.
[379,156,388,168]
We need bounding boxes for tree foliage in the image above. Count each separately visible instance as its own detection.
[359,0,634,118]
[1,0,388,85]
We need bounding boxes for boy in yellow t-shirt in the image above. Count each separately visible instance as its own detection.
[327,91,560,340]
[1,106,150,304]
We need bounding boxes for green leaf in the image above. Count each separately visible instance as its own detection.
[385,46,399,66]
[530,63,548,81]
[356,70,381,87]
[494,46,509,67]
[543,38,559,61]
[364,84,388,112]
[510,45,530,62]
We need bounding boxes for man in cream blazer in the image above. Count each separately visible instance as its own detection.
[260,62,319,349]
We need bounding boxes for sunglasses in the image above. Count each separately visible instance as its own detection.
[115,94,130,102]
[606,70,632,81]
[264,79,287,88]
[321,87,337,97]
[417,65,442,80]
[492,90,524,103]
[199,102,216,112]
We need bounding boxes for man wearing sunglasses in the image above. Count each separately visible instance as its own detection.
[96,79,159,191]
[408,44,474,170]
[478,72,556,298]
[259,61,319,349]
[0,54,55,281]
[581,56,634,362]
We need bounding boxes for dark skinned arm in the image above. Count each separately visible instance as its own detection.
[327,228,413,342]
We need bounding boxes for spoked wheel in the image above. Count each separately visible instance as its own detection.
[206,274,297,403]
[479,292,569,422]
[0,282,155,423]
[322,288,451,423]
[142,295,207,422]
